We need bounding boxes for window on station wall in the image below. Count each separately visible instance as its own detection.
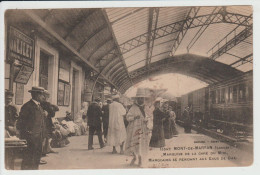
[233,85,238,103]
[39,51,49,90]
[57,58,71,106]
[58,81,70,106]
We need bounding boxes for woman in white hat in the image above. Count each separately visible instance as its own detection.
[125,88,150,167]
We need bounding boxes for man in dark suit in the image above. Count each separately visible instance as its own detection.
[101,98,112,143]
[17,86,46,170]
[87,97,105,150]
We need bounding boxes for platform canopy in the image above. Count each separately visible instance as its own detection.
[6,6,252,93]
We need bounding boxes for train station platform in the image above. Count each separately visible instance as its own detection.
[35,124,253,169]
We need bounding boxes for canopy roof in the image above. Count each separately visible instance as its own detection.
[5,6,252,93]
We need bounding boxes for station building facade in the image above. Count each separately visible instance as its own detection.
[4,13,113,120]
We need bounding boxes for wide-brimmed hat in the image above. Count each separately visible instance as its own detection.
[161,98,169,103]
[106,98,112,102]
[133,88,148,98]
[43,89,50,96]
[112,94,120,99]
[155,97,163,102]
[28,86,45,93]
[94,97,101,102]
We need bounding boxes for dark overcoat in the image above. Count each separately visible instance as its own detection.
[41,101,59,135]
[87,102,103,127]
[149,108,166,148]
[17,99,46,170]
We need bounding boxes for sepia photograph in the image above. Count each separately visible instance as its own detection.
[0,1,258,173]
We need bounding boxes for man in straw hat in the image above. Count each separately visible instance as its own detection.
[86,97,105,150]
[125,88,150,167]
[107,94,126,154]
[17,86,46,170]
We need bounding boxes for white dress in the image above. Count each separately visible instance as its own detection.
[107,101,127,146]
[125,104,150,156]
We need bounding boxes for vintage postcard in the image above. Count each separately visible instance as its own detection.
[0,1,258,174]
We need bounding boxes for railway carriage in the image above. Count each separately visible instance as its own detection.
[179,71,253,141]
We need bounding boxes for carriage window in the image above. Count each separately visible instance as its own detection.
[229,86,233,103]
[233,85,238,103]
[239,84,246,102]
[220,88,225,103]
[225,87,229,102]
[248,82,253,101]
[211,90,216,104]
[217,89,221,104]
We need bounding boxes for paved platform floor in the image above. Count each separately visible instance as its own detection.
[39,125,253,169]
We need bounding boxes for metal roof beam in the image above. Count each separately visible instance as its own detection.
[23,10,119,90]
[110,67,125,81]
[170,7,200,56]
[85,36,113,60]
[110,8,146,25]
[94,47,116,67]
[208,24,252,60]
[114,74,128,86]
[187,7,222,52]
[77,24,107,52]
[118,80,131,91]
[234,57,253,68]
[230,53,253,66]
[115,74,128,85]
[119,11,252,55]
[102,58,121,74]
[106,62,123,76]
[102,9,134,88]
[146,8,159,73]
[63,9,97,40]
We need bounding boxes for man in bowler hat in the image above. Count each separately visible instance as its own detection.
[17,86,46,170]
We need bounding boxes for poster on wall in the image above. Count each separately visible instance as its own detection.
[59,58,70,82]
[7,26,35,68]
[14,65,33,84]
[15,83,24,105]
[59,68,70,82]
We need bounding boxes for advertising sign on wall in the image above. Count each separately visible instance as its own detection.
[14,65,33,84]
[7,26,35,68]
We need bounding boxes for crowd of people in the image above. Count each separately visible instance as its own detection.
[5,86,184,169]
[86,88,179,167]
[5,87,72,170]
